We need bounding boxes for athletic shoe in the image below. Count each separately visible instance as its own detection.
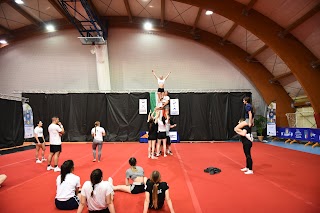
[54,167,61,172]
[151,156,158,159]
[47,165,54,171]
[148,154,151,158]
[93,159,96,162]
[164,154,167,157]
[168,151,173,155]
[240,167,248,172]
[156,153,160,157]
[41,158,47,162]
[36,159,42,163]
[244,170,253,175]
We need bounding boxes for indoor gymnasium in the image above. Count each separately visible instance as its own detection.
[0,0,320,213]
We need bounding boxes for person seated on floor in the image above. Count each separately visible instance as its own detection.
[55,160,81,210]
[77,168,115,213]
[112,157,147,194]
[0,174,7,187]
[143,170,175,213]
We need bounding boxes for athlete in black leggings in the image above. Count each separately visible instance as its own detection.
[238,124,253,174]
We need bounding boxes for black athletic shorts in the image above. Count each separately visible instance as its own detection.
[157,132,166,139]
[130,184,145,194]
[148,133,158,140]
[89,208,110,213]
[166,136,171,145]
[50,145,62,153]
[158,88,165,92]
[55,196,79,210]
[35,137,45,143]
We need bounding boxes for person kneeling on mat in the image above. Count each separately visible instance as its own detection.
[143,170,175,213]
[112,157,147,194]
[55,160,81,210]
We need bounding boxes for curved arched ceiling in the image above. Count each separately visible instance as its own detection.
[0,0,319,119]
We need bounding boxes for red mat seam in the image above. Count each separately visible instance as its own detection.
[174,144,202,213]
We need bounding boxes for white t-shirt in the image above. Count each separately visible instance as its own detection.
[48,123,62,145]
[158,118,168,132]
[157,78,165,84]
[81,180,113,211]
[91,126,106,141]
[56,173,81,201]
[34,126,43,137]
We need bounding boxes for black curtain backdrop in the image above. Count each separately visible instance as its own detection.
[169,92,249,140]
[106,93,150,141]
[23,92,249,142]
[0,99,24,148]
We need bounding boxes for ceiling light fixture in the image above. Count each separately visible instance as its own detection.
[0,40,8,44]
[46,24,55,32]
[15,0,24,4]
[205,10,213,15]
[143,22,152,31]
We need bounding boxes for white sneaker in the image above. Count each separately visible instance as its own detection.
[41,158,47,162]
[164,154,167,157]
[244,170,253,175]
[36,159,42,163]
[240,167,248,172]
[54,167,61,172]
[148,154,151,158]
[156,153,160,157]
[47,165,54,171]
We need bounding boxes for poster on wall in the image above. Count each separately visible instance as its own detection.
[170,99,179,115]
[23,103,34,138]
[267,102,276,136]
[139,99,147,114]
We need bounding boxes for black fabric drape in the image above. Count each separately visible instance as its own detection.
[106,93,149,141]
[24,92,248,142]
[0,99,24,148]
[170,92,249,141]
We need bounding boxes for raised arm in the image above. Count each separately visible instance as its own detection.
[147,110,152,122]
[152,70,159,79]
[164,71,171,80]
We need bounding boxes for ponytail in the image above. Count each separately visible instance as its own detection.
[90,169,103,197]
[60,160,74,184]
[150,170,161,209]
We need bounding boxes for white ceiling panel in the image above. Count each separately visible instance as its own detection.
[0,3,32,30]
[228,25,265,54]
[198,12,234,37]
[92,0,127,16]
[292,13,320,59]
[284,81,305,98]
[253,0,320,28]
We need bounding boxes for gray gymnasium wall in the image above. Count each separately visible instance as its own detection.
[0,28,266,114]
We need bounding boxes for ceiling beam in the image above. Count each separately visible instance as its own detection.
[123,0,133,22]
[161,0,165,26]
[6,0,41,26]
[242,0,258,16]
[87,0,100,19]
[269,72,293,83]
[192,7,202,32]
[0,24,11,34]
[279,3,320,37]
[221,22,237,42]
[246,44,268,61]
[48,0,69,21]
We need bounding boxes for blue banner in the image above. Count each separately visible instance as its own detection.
[277,127,320,142]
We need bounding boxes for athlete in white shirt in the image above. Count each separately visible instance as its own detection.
[55,160,81,210]
[34,121,46,163]
[152,70,171,100]
[77,169,115,213]
[91,121,106,162]
[47,116,65,172]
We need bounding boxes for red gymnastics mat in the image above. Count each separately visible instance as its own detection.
[0,142,320,213]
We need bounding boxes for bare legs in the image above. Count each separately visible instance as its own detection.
[156,138,167,157]
[148,140,157,159]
